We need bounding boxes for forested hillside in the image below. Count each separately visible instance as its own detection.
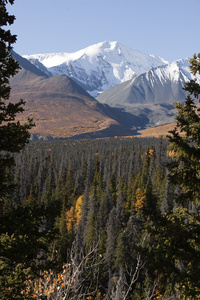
[2,131,200,299]
[1,1,200,299]
[12,137,169,299]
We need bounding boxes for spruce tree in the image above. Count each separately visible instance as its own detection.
[0,0,34,204]
[0,1,35,298]
[166,54,200,205]
[144,54,200,299]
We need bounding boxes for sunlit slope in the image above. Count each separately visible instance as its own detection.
[9,52,134,139]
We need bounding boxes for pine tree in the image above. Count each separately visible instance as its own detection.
[0,1,35,298]
[0,0,34,205]
[167,96,200,205]
[144,54,200,298]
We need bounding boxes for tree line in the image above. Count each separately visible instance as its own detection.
[12,136,169,299]
[1,0,200,298]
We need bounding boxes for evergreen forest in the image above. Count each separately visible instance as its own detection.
[1,1,200,299]
[4,137,171,299]
[1,135,199,299]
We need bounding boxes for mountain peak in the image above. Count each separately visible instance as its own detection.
[24,41,168,97]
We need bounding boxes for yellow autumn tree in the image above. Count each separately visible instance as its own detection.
[66,195,83,231]
[135,188,146,212]
[22,241,100,299]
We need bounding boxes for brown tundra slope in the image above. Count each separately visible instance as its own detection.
[9,51,134,140]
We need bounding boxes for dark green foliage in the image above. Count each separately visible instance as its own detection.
[0,2,38,298]
[0,0,34,203]
[12,137,168,298]
[0,202,53,299]
[4,3,200,299]
[166,53,200,206]
[167,95,200,205]
[146,207,200,298]
[55,203,69,264]
[142,53,200,299]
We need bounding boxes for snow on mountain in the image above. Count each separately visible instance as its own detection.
[23,41,168,97]
[140,58,200,95]
[96,58,200,126]
[144,58,200,87]
[97,58,200,106]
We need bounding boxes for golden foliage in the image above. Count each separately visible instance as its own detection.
[66,207,74,231]
[154,289,164,299]
[145,149,155,156]
[167,150,176,158]
[66,195,83,231]
[135,188,146,211]
[138,123,177,138]
[21,264,73,299]
[75,195,83,223]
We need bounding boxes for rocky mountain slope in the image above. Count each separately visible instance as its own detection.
[23,41,168,97]
[22,41,200,128]
[97,59,198,105]
[96,58,200,126]
[10,51,135,140]
[11,43,200,136]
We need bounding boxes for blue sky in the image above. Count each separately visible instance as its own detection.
[8,0,200,62]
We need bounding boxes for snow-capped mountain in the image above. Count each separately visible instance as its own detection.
[10,51,135,140]
[23,41,168,97]
[96,58,200,126]
[97,58,200,105]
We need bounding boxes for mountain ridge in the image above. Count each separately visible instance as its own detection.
[11,43,200,136]
[23,41,168,97]
[96,58,200,126]
[97,58,196,106]
[9,51,136,140]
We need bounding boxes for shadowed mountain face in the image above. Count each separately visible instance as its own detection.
[96,59,200,126]
[96,60,191,106]
[23,41,168,97]
[9,51,135,140]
